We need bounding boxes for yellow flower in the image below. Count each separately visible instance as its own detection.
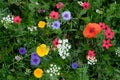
[36,44,49,57]
[33,68,43,78]
[38,21,46,28]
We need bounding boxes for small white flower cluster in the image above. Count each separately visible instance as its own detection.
[77,1,83,6]
[15,56,22,61]
[28,26,37,32]
[87,57,97,65]
[57,39,71,59]
[116,47,120,57]
[46,64,61,77]
[1,15,14,28]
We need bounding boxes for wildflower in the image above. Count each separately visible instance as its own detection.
[52,20,61,29]
[87,50,95,58]
[62,11,71,21]
[71,62,78,69]
[102,39,112,49]
[46,64,61,76]
[78,1,83,6]
[56,2,64,9]
[57,39,71,59]
[116,47,120,57]
[31,53,40,66]
[33,68,43,78]
[38,8,45,14]
[87,56,97,65]
[36,44,49,57]
[19,47,26,55]
[15,56,22,61]
[13,16,22,24]
[82,2,90,10]
[28,26,37,32]
[50,11,59,19]
[83,23,101,38]
[52,38,59,47]
[104,29,114,39]
[38,21,46,28]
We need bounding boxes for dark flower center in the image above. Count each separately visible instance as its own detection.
[33,58,38,63]
[89,28,95,33]
[54,23,58,27]
[64,14,68,18]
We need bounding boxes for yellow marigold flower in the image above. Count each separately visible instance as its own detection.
[38,21,46,28]
[36,44,49,57]
[33,68,43,78]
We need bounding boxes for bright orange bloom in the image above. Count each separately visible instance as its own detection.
[83,23,101,38]
[33,68,43,78]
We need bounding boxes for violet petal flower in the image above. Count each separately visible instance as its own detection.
[31,53,40,66]
[62,11,71,21]
[71,62,78,69]
[19,47,26,55]
[52,20,61,29]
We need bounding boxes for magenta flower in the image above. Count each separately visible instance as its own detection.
[82,2,90,10]
[102,39,112,49]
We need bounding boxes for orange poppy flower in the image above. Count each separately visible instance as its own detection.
[83,23,101,38]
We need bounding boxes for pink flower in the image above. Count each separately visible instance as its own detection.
[82,2,90,10]
[13,16,22,24]
[102,39,112,49]
[104,30,114,39]
[56,2,64,9]
[87,50,95,57]
[49,11,59,19]
[99,22,106,30]
[52,38,59,47]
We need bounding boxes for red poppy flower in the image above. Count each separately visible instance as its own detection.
[102,39,112,49]
[83,23,101,38]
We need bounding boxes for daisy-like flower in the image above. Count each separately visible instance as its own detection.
[87,56,97,65]
[19,47,27,55]
[71,62,78,69]
[13,16,22,24]
[82,2,90,10]
[102,39,112,49]
[50,11,59,19]
[36,44,49,57]
[104,30,114,39]
[62,11,71,21]
[83,23,101,38]
[52,20,61,29]
[38,21,46,29]
[46,64,61,76]
[33,68,43,78]
[31,53,40,66]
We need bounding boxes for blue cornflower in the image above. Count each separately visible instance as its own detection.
[19,47,27,55]
[71,62,78,69]
[62,11,71,21]
[52,20,61,29]
[31,53,40,66]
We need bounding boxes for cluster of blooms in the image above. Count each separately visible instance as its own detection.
[52,38,71,59]
[1,15,14,28]
[86,50,97,65]
[46,64,61,76]
[99,22,114,49]
[28,26,37,32]
[115,47,120,57]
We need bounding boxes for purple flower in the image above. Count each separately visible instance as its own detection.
[52,20,61,29]
[62,11,71,21]
[31,53,40,66]
[71,62,78,69]
[19,47,26,55]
